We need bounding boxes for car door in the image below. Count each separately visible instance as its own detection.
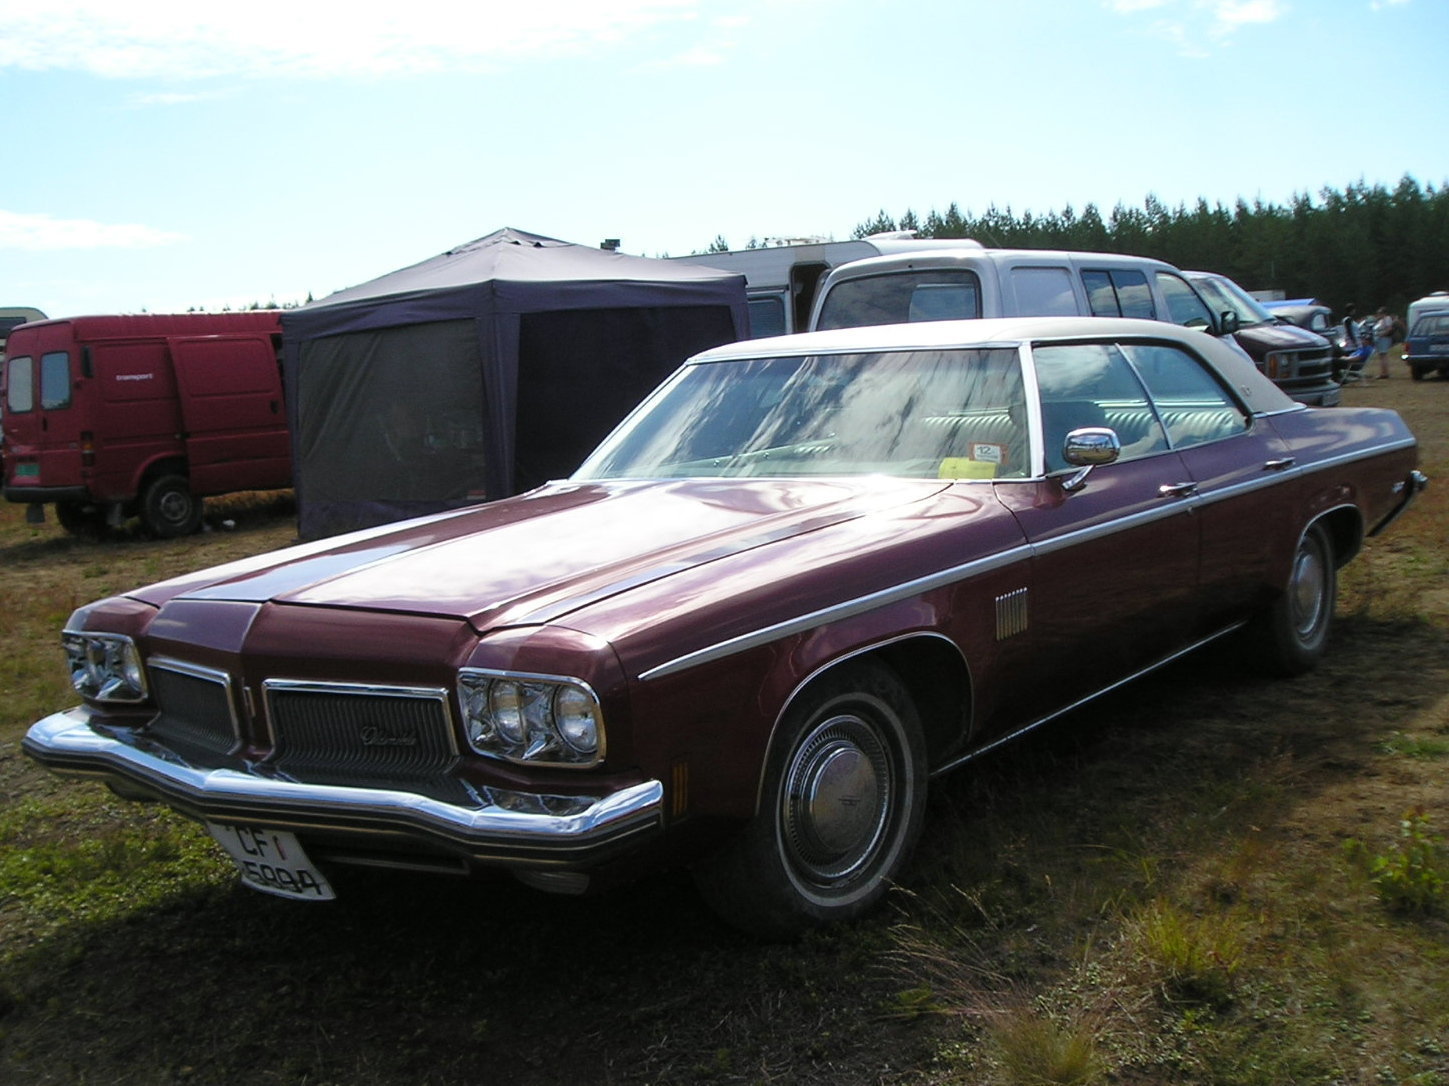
[991,340,1200,723]
[1120,340,1298,636]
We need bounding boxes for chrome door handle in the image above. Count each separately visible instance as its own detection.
[1264,458,1296,471]
[1159,481,1198,498]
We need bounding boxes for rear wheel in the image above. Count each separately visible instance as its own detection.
[693,662,926,938]
[55,500,106,538]
[1246,522,1336,676]
[140,475,203,538]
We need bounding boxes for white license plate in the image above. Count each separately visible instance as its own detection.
[207,822,336,901]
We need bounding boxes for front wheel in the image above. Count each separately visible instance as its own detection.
[693,662,927,938]
[140,475,203,538]
[1245,522,1336,677]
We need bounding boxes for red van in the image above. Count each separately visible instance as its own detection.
[2,312,289,537]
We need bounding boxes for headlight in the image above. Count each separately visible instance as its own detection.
[1264,351,1285,379]
[63,631,149,703]
[458,669,603,767]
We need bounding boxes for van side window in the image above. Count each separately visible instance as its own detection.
[1011,267,1077,316]
[1155,272,1214,329]
[40,352,73,411]
[5,355,34,412]
[815,270,982,330]
[1082,270,1156,319]
[747,296,787,339]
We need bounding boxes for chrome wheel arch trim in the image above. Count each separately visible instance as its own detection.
[754,630,972,814]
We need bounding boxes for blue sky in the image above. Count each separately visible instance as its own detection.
[2,0,1442,317]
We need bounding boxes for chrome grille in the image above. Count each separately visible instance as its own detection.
[146,659,240,761]
[263,680,458,788]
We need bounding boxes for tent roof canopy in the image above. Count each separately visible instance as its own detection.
[279,227,749,538]
[306,227,738,312]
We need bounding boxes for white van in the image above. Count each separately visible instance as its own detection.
[675,237,1242,346]
[809,246,1241,339]
[1407,291,1449,333]
[672,234,986,336]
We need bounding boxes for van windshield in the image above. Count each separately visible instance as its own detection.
[1189,275,1275,329]
[815,270,982,330]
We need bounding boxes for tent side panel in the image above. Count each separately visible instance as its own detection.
[294,319,488,538]
[513,304,739,490]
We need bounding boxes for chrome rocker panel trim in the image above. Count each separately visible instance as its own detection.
[23,709,664,868]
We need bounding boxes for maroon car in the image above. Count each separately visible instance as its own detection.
[24,317,1424,936]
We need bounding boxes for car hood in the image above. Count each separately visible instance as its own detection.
[135,478,954,630]
[1239,320,1330,350]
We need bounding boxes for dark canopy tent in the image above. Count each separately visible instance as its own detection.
[281,228,749,538]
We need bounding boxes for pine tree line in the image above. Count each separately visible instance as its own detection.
[851,175,1449,317]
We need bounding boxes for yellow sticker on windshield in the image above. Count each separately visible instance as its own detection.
[939,457,998,480]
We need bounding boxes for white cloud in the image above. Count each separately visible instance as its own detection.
[1108,0,1287,53]
[1104,0,1170,11]
[0,211,186,250]
[0,0,714,80]
[638,46,729,70]
[128,91,226,107]
[1205,0,1287,35]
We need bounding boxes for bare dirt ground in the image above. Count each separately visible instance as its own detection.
[0,365,1446,1085]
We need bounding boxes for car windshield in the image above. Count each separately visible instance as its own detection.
[575,347,1029,480]
[1191,275,1276,328]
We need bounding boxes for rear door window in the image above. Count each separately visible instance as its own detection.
[40,352,72,410]
[5,355,33,412]
[1122,342,1247,449]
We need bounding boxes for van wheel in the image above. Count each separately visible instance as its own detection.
[693,662,926,938]
[141,475,203,538]
[55,501,106,538]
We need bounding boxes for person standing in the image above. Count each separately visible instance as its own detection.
[1371,306,1400,379]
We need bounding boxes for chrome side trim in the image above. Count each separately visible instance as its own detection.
[22,710,663,866]
[638,545,1034,680]
[639,436,1415,683]
[929,620,1247,778]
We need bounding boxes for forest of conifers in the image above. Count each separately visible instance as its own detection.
[824,176,1448,317]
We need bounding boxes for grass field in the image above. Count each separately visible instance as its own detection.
[1,373,1446,1085]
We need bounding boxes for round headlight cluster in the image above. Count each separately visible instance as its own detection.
[63,631,149,703]
[459,670,603,766]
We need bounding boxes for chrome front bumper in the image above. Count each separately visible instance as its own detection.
[23,709,665,868]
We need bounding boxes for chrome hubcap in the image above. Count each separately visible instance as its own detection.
[782,714,892,884]
[1289,538,1327,638]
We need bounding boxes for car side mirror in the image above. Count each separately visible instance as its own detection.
[1216,309,1241,336]
[1061,426,1120,493]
